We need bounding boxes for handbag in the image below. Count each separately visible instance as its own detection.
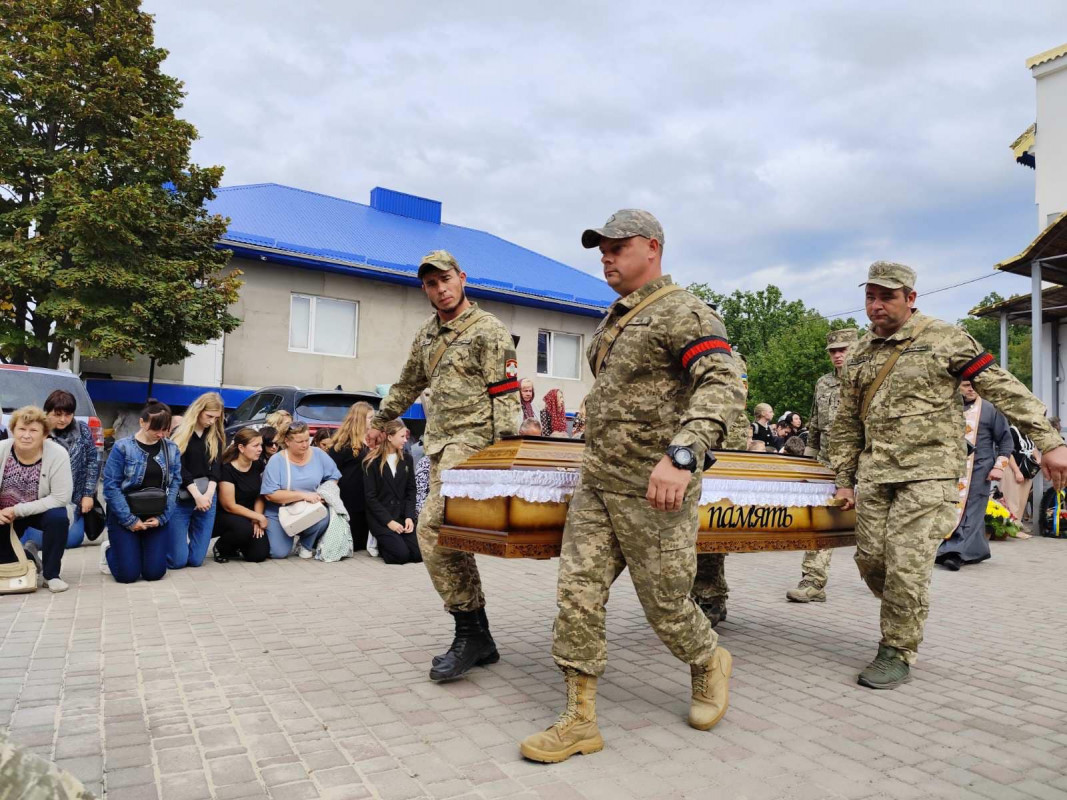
[83,498,106,542]
[278,453,328,537]
[178,477,210,503]
[124,441,170,519]
[0,526,38,595]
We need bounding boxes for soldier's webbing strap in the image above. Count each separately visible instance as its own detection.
[860,317,933,420]
[593,285,684,377]
[427,310,486,377]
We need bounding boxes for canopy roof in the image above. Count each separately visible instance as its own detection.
[971,285,1067,326]
[994,212,1067,284]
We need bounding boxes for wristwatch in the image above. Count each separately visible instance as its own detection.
[666,445,698,473]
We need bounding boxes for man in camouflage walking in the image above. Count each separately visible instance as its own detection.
[520,211,745,763]
[786,327,858,603]
[830,261,1067,689]
[370,250,520,682]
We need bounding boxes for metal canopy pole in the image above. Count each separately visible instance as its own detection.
[1000,312,1009,369]
[1032,260,1045,535]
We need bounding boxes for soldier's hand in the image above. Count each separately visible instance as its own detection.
[365,428,384,448]
[1041,445,1067,491]
[647,456,690,512]
[833,487,855,510]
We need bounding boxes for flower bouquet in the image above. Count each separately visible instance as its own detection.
[985,498,1021,539]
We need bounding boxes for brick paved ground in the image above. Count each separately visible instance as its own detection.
[2,536,1066,799]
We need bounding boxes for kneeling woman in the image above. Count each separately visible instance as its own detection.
[261,421,341,559]
[0,406,74,592]
[102,402,182,583]
[363,420,421,565]
[213,428,270,563]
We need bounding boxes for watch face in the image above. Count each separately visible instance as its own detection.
[675,448,693,465]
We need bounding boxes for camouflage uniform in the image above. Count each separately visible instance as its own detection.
[375,256,520,612]
[795,328,858,591]
[830,263,1063,664]
[0,732,95,798]
[692,358,748,610]
[552,270,745,677]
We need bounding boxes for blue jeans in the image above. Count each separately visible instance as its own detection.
[265,513,329,559]
[106,513,168,584]
[166,495,217,569]
[21,506,85,550]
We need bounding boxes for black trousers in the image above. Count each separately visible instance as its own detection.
[350,511,369,552]
[214,511,270,563]
[376,530,422,565]
[1,508,69,580]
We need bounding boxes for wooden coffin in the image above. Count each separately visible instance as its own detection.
[439,437,855,558]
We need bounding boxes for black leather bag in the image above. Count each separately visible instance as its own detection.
[83,498,106,542]
[124,442,170,520]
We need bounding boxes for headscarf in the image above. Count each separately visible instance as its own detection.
[540,389,567,435]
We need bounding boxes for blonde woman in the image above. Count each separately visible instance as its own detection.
[168,393,225,569]
[330,402,375,551]
[362,420,420,564]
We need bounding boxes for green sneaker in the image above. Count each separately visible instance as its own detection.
[857,645,911,689]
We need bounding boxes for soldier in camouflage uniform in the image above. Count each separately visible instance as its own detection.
[371,250,520,682]
[830,261,1067,689]
[521,211,744,763]
[691,355,748,625]
[0,732,95,798]
[786,328,858,603]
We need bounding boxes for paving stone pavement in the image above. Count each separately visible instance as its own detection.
[1,536,1066,799]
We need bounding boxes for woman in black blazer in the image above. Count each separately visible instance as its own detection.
[362,420,422,565]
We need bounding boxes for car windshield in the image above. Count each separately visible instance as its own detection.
[295,394,378,423]
[0,372,94,416]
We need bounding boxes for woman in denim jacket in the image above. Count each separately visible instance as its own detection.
[101,401,182,583]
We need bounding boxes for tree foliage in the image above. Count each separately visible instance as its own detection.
[689,283,862,418]
[0,0,241,368]
[957,292,1031,390]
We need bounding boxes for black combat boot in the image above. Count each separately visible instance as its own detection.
[432,606,499,669]
[429,610,498,682]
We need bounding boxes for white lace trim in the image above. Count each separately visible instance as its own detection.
[440,469,837,507]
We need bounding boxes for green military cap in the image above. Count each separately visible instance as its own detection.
[826,328,858,350]
[862,260,916,290]
[582,209,665,249]
[418,249,460,277]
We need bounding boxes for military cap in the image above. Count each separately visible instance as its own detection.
[826,328,858,351]
[418,249,460,277]
[862,261,916,290]
[582,209,665,249]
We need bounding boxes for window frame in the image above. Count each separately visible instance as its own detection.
[536,329,583,381]
[288,293,359,359]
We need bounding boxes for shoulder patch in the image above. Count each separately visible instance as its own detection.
[505,359,518,379]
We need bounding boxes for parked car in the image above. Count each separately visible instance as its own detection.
[0,364,105,447]
[224,386,425,441]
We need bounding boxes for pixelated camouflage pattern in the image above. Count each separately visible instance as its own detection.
[853,479,958,663]
[805,371,842,468]
[829,311,1064,488]
[825,327,858,351]
[376,304,520,457]
[798,547,833,589]
[0,732,95,799]
[721,355,749,451]
[417,442,485,612]
[863,261,916,290]
[581,209,665,249]
[552,482,717,677]
[691,552,728,601]
[582,276,746,496]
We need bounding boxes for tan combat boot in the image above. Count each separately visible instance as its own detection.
[688,647,733,731]
[520,670,604,763]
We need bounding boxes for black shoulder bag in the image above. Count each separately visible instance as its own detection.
[124,442,170,519]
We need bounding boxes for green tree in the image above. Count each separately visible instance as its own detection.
[958,293,1031,390]
[688,283,861,417]
[0,0,241,368]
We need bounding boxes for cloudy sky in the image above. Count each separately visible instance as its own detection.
[143,0,1064,322]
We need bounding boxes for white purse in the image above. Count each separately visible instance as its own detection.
[278,453,328,537]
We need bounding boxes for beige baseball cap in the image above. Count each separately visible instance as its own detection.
[862,261,916,290]
[582,209,665,249]
[418,249,460,277]
[826,328,859,351]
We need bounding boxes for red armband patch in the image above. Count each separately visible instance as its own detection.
[488,378,520,397]
[681,336,732,370]
[959,352,994,380]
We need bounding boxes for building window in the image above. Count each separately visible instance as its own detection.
[289,294,358,357]
[537,330,582,380]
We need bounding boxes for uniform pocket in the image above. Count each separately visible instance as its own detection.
[884,351,944,417]
[657,511,698,600]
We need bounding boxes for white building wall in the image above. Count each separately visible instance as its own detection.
[1034,56,1067,228]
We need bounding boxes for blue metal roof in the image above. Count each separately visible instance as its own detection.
[205,183,616,315]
